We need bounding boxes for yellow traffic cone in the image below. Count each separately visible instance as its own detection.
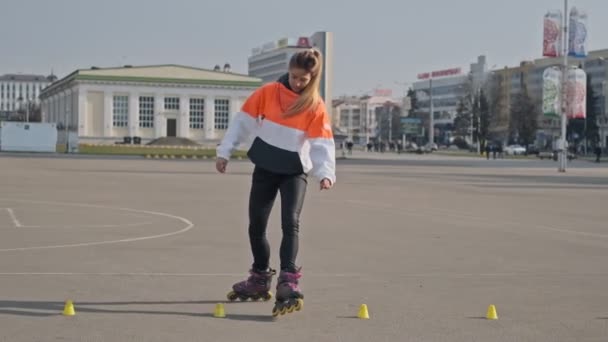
[357,304,370,319]
[486,304,498,320]
[213,303,226,318]
[62,300,76,316]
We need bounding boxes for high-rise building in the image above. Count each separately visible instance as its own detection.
[0,73,56,120]
[412,56,489,144]
[248,31,333,106]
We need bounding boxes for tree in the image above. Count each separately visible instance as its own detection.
[453,75,492,152]
[453,98,472,139]
[376,102,401,142]
[454,74,475,143]
[407,88,418,118]
[485,72,507,142]
[585,73,599,146]
[510,87,539,148]
[478,90,491,150]
[391,105,402,141]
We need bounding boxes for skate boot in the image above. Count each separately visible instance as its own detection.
[272,268,304,317]
[227,268,276,302]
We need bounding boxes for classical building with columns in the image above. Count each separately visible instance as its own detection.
[39,64,262,144]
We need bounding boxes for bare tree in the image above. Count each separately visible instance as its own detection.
[509,85,539,148]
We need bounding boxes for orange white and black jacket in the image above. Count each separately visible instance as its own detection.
[217,75,336,184]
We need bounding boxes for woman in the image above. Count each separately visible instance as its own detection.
[215,48,336,317]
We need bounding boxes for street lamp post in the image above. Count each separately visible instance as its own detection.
[429,77,434,146]
[558,0,569,172]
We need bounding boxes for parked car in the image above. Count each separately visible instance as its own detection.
[526,145,540,155]
[537,151,577,161]
[504,145,526,155]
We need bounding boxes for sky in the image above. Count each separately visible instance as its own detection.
[1,0,607,98]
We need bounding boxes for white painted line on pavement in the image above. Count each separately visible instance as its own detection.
[0,198,194,252]
[3,208,22,227]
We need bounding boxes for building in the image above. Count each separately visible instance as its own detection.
[0,73,56,120]
[248,31,333,105]
[39,64,262,144]
[332,90,403,145]
[412,56,489,145]
[493,49,608,149]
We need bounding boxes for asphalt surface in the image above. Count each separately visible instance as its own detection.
[0,152,607,341]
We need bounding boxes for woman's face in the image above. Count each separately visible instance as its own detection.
[288,67,312,93]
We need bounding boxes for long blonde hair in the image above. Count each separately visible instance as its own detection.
[283,48,323,117]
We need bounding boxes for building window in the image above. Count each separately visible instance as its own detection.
[139,96,155,128]
[189,98,205,129]
[214,98,230,130]
[164,97,179,110]
[112,95,129,127]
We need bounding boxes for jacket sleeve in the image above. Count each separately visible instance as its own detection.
[306,103,336,184]
[216,86,265,159]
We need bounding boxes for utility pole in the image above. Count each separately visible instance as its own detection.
[559,0,569,172]
[429,77,434,147]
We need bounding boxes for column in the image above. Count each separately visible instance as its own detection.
[52,95,58,123]
[204,95,215,140]
[65,89,72,130]
[129,92,139,137]
[55,94,61,124]
[179,95,189,138]
[78,89,87,136]
[154,94,164,138]
[40,97,47,123]
[60,92,67,127]
[229,96,241,122]
[103,91,113,137]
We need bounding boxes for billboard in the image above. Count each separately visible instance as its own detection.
[543,10,562,57]
[568,7,588,58]
[374,89,393,97]
[417,68,462,80]
[401,117,422,135]
[252,36,312,56]
[567,68,586,119]
[542,66,561,117]
[542,67,587,119]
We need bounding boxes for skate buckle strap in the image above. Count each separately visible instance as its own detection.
[278,270,301,285]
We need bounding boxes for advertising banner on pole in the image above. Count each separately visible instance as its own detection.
[543,66,562,117]
[568,7,588,58]
[567,68,587,119]
[543,10,562,57]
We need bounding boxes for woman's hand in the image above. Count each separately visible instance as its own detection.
[320,178,332,190]
[216,157,228,173]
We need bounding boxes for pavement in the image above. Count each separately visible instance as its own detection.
[0,153,607,341]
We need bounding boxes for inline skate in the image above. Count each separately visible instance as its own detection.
[227,268,276,302]
[272,268,304,317]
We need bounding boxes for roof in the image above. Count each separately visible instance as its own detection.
[41,64,263,97]
[0,74,53,82]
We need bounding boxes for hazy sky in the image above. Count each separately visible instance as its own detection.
[1,0,606,97]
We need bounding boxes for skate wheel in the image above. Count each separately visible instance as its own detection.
[272,305,281,317]
[262,292,273,301]
[250,295,261,301]
[238,295,249,301]
[287,305,295,313]
[227,291,238,301]
[294,298,303,311]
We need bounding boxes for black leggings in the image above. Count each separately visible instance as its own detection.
[248,166,307,273]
